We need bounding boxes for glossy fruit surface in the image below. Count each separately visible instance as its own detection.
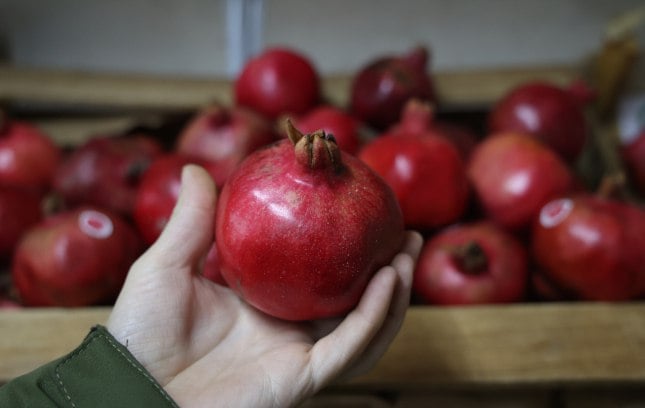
[176,104,277,187]
[350,46,435,130]
[532,195,645,300]
[53,135,163,215]
[467,132,575,231]
[359,131,469,231]
[489,81,588,162]
[234,48,320,120]
[12,207,142,306]
[0,120,61,192]
[216,122,404,321]
[414,222,528,305]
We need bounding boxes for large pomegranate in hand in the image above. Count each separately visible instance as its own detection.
[234,48,320,120]
[467,132,576,231]
[216,122,404,321]
[12,207,142,306]
[0,118,61,192]
[358,107,470,231]
[532,195,645,301]
[350,46,436,130]
[0,186,43,260]
[176,104,278,187]
[413,222,528,305]
[488,81,590,162]
[53,134,163,216]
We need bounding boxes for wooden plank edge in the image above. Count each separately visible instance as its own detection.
[2,302,645,387]
[0,63,584,111]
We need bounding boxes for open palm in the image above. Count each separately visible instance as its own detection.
[107,165,422,408]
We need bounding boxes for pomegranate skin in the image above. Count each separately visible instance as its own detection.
[53,135,163,216]
[414,222,528,305]
[359,133,469,231]
[12,207,143,307]
[176,104,278,187]
[294,105,364,155]
[532,196,645,301]
[488,81,588,162]
[350,46,436,130]
[0,121,61,192]
[216,130,404,321]
[234,48,320,120]
[467,132,575,231]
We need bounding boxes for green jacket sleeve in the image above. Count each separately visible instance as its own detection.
[0,325,178,407]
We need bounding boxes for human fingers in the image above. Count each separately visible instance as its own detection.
[307,264,398,392]
[144,164,217,271]
[340,230,423,378]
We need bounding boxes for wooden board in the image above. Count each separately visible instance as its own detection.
[0,64,583,111]
[2,303,645,387]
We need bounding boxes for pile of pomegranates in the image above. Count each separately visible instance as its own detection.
[1,44,644,314]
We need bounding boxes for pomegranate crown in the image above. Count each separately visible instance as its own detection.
[285,119,343,172]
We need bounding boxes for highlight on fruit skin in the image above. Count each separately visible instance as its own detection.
[215,120,405,321]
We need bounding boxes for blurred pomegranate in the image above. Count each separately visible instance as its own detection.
[0,117,61,192]
[235,48,320,120]
[488,81,591,162]
[292,105,364,155]
[176,104,277,187]
[414,222,528,305]
[386,99,479,160]
[350,46,436,130]
[12,207,142,307]
[467,132,576,231]
[133,154,221,245]
[358,105,470,231]
[216,122,404,321]
[532,195,645,301]
[0,186,43,260]
[53,134,164,216]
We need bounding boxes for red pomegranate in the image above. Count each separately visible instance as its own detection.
[53,134,164,216]
[532,195,645,301]
[467,132,576,231]
[216,121,404,321]
[413,221,528,305]
[0,186,43,260]
[350,46,436,130]
[234,48,320,120]
[386,99,479,160]
[12,206,143,307]
[358,113,470,231]
[176,104,278,187]
[0,118,61,192]
[133,154,221,245]
[293,105,364,155]
[488,81,590,162]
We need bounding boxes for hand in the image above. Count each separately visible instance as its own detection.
[106,164,423,408]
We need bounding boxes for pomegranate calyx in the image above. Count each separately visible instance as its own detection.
[400,99,435,134]
[403,46,429,72]
[286,120,343,172]
[451,241,488,274]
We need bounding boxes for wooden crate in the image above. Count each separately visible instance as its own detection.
[1,62,645,406]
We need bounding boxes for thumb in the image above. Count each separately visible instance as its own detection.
[147,164,217,269]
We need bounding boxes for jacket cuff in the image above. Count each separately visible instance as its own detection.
[1,325,178,408]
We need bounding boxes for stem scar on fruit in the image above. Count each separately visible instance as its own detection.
[285,119,344,173]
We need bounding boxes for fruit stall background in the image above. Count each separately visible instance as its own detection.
[2,1,645,407]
